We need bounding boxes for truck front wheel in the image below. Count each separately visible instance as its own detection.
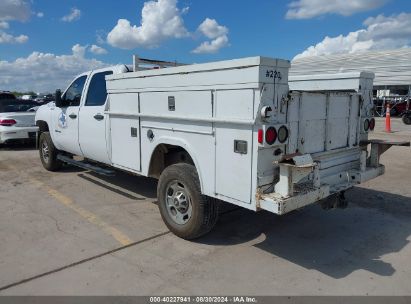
[157,163,219,239]
[39,132,62,171]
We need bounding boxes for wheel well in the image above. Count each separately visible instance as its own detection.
[148,144,195,179]
[36,120,49,148]
[36,120,49,133]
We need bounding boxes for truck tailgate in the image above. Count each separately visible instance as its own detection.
[288,91,360,154]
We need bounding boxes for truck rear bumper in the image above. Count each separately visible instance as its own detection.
[258,139,409,215]
[259,165,385,215]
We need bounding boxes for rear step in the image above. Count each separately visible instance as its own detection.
[57,155,115,176]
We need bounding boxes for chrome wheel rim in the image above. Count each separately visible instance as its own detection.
[41,141,49,163]
[165,181,192,225]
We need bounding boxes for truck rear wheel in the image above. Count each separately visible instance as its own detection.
[39,132,62,171]
[157,163,219,239]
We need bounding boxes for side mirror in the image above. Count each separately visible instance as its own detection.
[55,89,63,107]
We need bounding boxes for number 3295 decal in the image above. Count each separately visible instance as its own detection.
[265,70,282,80]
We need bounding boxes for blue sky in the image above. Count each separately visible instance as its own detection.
[1,0,411,92]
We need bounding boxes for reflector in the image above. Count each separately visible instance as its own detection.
[369,118,375,131]
[278,126,288,143]
[258,129,263,144]
[364,119,370,131]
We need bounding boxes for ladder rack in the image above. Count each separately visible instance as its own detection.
[132,55,188,72]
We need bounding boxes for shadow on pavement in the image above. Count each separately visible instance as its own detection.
[200,188,411,279]
[0,141,36,151]
[82,170,158,200]
[69,167,411,280]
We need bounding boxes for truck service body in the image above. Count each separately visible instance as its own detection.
[35,56,408,239]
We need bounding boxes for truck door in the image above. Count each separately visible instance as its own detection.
[78,70,113,164]
[52,74,88,156]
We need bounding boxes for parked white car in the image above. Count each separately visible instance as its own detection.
[0,100,39,144]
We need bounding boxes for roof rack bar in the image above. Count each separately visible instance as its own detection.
[132,55,188,72]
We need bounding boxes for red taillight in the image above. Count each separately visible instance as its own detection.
[0,119,17,126]
[258,129,263,144]
[265,127,277,145]
[369,118,375,131]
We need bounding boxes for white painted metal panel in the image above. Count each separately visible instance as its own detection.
[215,124,253,203]
[139,127,216,196]
[107,57,290,95]
[109,93,139,113]
[327,95,350,150]
[110,117,141,171]
[108,93,141,171]
[289,72,375,92]
[214,89,255,202]
[298,93,327,154]
[215,89,254,120]
[140,90,212,118]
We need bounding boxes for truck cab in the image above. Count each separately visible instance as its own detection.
[36,65,129,165]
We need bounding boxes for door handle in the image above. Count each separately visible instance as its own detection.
[94,114,104,121]
[69,113,77,119]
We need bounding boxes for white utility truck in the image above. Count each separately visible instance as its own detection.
[35,56,409,239]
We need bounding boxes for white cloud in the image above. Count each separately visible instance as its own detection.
[96,32,106,45]
[0,32,28,44]
[0,0,31,22]
[90,44,108,55]
[0,46,108,92]
[286,0,388,19]
[72,44,87,58]
[37,12,44,18]
[0,0,30,44]
[62,8,81,22]
[192,18,229,54]
[294,13,411,60]
[72,43,108,57]
[107,0,189,49]
[197,18,228,39]
[0,21,9,30]
[192,35,229,54]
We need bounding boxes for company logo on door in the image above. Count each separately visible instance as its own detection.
[58,112,67,128]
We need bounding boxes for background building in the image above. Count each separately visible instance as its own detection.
[291,48,411,98]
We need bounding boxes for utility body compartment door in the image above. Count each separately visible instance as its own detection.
[109,93,141,172]
[214,89,254,203]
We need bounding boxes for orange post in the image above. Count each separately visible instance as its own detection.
[385,103,391,133]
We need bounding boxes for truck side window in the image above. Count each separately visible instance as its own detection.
[63,75,87,107]
[85,71,113,106]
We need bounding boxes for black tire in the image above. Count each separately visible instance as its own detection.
[157,163,219,240]
[402,115,411,125]
[39,132,62,171]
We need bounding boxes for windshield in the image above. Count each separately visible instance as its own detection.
[0,101,38,113]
